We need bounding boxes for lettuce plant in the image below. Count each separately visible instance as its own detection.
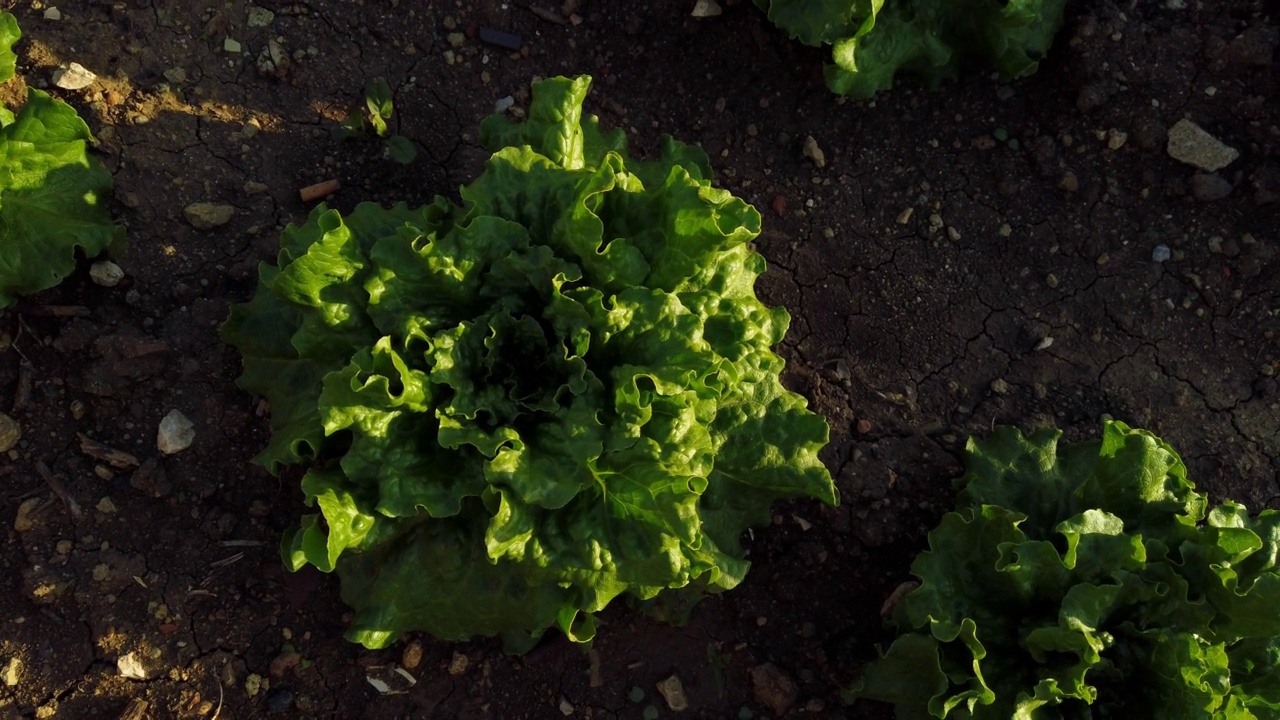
[853,420,1280,718]
[753,0,1068,98]
[0,11,118,307]
[222,76,836,651]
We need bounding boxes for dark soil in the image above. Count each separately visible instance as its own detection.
[0,1,1275,718]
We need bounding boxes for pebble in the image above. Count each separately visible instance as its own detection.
[655,675,689,711]
[748,663,797,717]
[52,63,96,90]
[494,96,515,114]
[183,202,235,229]
[157,409,195,455]
[258,39,290,78]
[1106,128,1128,150]
[1167,119,1238,172]
[247,6,275,27]
[2,658,21,687]
[265,688,294,713]
[117,652,151,680]
[691,0,723,17]
[1190,173,1232,201]
[1059,171,1079,192]
[269,652,300,678]
[14,498,40,532]
[991,378,1011,395]
[770,194,786,217]
[224,38,242,54]
[447,652,469,675]
[802,135,825,168]
[163,67,187,84]
[401,640,423,670]
[0,412,20,452]
[559,698,575,716]
[478,27,522,50]
[1152,244,1172,262]
[90,261,125,287]
[896,207,913,224]
[43,7,61,20]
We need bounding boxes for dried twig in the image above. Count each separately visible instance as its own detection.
[299,179,340,203]
[209,552,244,569]
[530,6,567,24]
[116,698,149,720]
[35,461,81,519]
[13,360,32,412]
[77,433,140,470]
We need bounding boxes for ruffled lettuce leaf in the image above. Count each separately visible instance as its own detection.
[0,12,118,307]
[223,75,836,650]
[753,0,1068,98]
[853,421,1280,718]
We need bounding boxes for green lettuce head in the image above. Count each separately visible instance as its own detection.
[222,76,836,651]
[753,0,1068,98]
[851,420,1280,718]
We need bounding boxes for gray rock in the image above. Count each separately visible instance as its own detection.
[1167,119,1238,172]
[1191,173,1233,201]
[183,202,235,229]
[90,261,125,287]
[247,6,275,27]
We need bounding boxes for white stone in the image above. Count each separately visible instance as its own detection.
[90,261,125,287]
[224,37,242,54]
[52,63,96,90]
[43,7,61,20]
[117,652,151,680]
[157,410,195,455]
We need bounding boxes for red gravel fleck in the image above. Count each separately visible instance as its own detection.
[770,194,787,216]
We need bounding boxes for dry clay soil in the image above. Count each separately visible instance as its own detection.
[0,0,1276,718]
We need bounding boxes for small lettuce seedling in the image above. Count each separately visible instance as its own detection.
[0,11,119,308]
[223,75,837,651]
[332,76,417,165]
[852,420,1280,718]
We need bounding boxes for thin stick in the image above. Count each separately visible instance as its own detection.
[299,179,340,203]
[35,461,82,519]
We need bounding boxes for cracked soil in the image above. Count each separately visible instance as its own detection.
[0,0,1276,718]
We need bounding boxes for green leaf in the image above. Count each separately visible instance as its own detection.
[365,77,393,136]
[385,134,417,164]
[0,89,118,308]
[223,75,836,651]
[0,11,19,86]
